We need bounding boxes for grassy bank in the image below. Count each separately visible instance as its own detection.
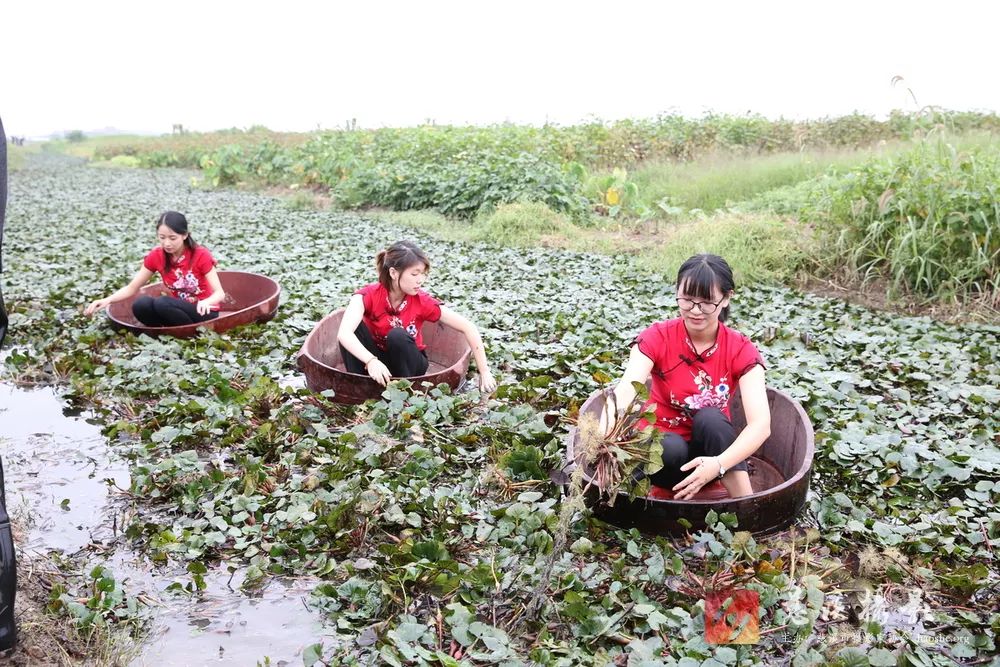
[371,205,816,289]
[5,143,39,171]
[386,133,1000,314]
[75,110,1000,220]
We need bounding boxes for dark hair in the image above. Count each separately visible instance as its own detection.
[157,211,197,273]
[375,240,431,292]
[676,253,735,322]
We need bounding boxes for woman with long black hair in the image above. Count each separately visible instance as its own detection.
[85,211,225,326]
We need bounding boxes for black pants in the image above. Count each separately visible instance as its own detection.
[341,323,428,377]
[132,296,219,327]
[649,407,748,488]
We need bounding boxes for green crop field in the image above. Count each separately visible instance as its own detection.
[63,112,1000,312]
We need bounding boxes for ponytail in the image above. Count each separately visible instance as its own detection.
[376,241,431,292]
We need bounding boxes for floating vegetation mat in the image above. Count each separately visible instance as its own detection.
[1,156,997,665]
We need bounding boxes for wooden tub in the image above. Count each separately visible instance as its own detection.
[297,308,472,404]
[106,271,280,338]
[566,387,814,535]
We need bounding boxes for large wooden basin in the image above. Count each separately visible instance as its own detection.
[566,387,814,535]
[106,271,280,338]
[297,308,472,404]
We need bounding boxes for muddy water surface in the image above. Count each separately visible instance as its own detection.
[1,383,332,666]
[0,384,128,553]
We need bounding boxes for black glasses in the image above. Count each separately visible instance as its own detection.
[676,296,725,314]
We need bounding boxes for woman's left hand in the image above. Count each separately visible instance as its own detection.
[673,456,722,500]
[478,370,497,394]
[196,300,212,316]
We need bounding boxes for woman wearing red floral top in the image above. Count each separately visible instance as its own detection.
[605,254,770,500]
[337,240,497,393]
[84,212,225,326]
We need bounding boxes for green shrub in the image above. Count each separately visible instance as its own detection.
[200,144,247,186]
[283,190,320,211]
[346,151,585,219]
[822,139,1000,301]
[578,165,649,219]
[471,201,577,246]
[636,213,816,286]
[108,155,141,168]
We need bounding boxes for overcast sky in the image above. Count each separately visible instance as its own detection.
[3,1,998,138]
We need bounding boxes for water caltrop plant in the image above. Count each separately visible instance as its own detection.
[574,382,663,503]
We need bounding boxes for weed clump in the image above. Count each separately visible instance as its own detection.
[472,201,576,246]
[573,384,663,505]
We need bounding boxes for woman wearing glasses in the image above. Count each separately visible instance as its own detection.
[604,254,770,500]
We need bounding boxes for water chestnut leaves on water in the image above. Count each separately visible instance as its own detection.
[4,154,997,664]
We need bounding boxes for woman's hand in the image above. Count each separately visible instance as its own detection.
[367,358,392,386]
[478,369,497,394]
[84,298,110,316]
[673,456,722,500]
[196,300,212,316]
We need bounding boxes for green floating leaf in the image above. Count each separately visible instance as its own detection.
[302,642,323,667]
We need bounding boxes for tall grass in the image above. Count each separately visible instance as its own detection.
[381,205,815,287]
[613,134,1000,215]
[6,143,38,171]
[634,214,816,286]
[823,137,1000,302]
[612,146,899,213]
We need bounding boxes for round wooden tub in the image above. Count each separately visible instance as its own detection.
[106,271,281,338]
[566,387,814,535]
[297,308,472,404]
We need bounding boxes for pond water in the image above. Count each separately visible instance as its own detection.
[122,556,328,667]
[0,383,128,553]
[0,382,331,666]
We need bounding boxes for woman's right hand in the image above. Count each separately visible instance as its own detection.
[84,298,110,316]
[367,358,392,386]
